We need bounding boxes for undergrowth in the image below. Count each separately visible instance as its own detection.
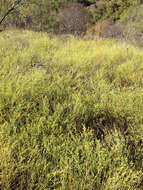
[0,30,143,189]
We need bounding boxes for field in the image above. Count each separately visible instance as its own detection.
[0,30,143,189]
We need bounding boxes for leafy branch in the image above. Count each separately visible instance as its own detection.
[0,0,23,26]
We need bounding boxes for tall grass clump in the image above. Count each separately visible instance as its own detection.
[0,30,143,189]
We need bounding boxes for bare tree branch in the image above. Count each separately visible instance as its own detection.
[0,0,23,26]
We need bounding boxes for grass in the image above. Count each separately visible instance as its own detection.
[0,29,143,189]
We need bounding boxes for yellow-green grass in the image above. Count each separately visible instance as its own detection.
[0,30,143,189]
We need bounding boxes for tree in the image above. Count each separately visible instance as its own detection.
[0,0,23,26]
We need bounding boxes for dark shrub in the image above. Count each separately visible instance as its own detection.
[59,3,89,36]
[87,1,106,24]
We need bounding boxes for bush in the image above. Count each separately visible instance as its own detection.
[119,4,143,46]
[86,21,123,38]
[88,0,141,24]
[0,1,89,33]
[59,3,89,36]
[0,0,62,32]
[87,1,106,24]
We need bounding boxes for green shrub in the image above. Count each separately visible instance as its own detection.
[88,0,141,24]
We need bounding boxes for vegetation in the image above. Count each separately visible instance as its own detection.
[0,30,143,189]
[1,1,143,189]
[119,4,143,46]
[0,0,143,33]
[0,0,23,26]
[86,3,143,47]
[59,3,89,35]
